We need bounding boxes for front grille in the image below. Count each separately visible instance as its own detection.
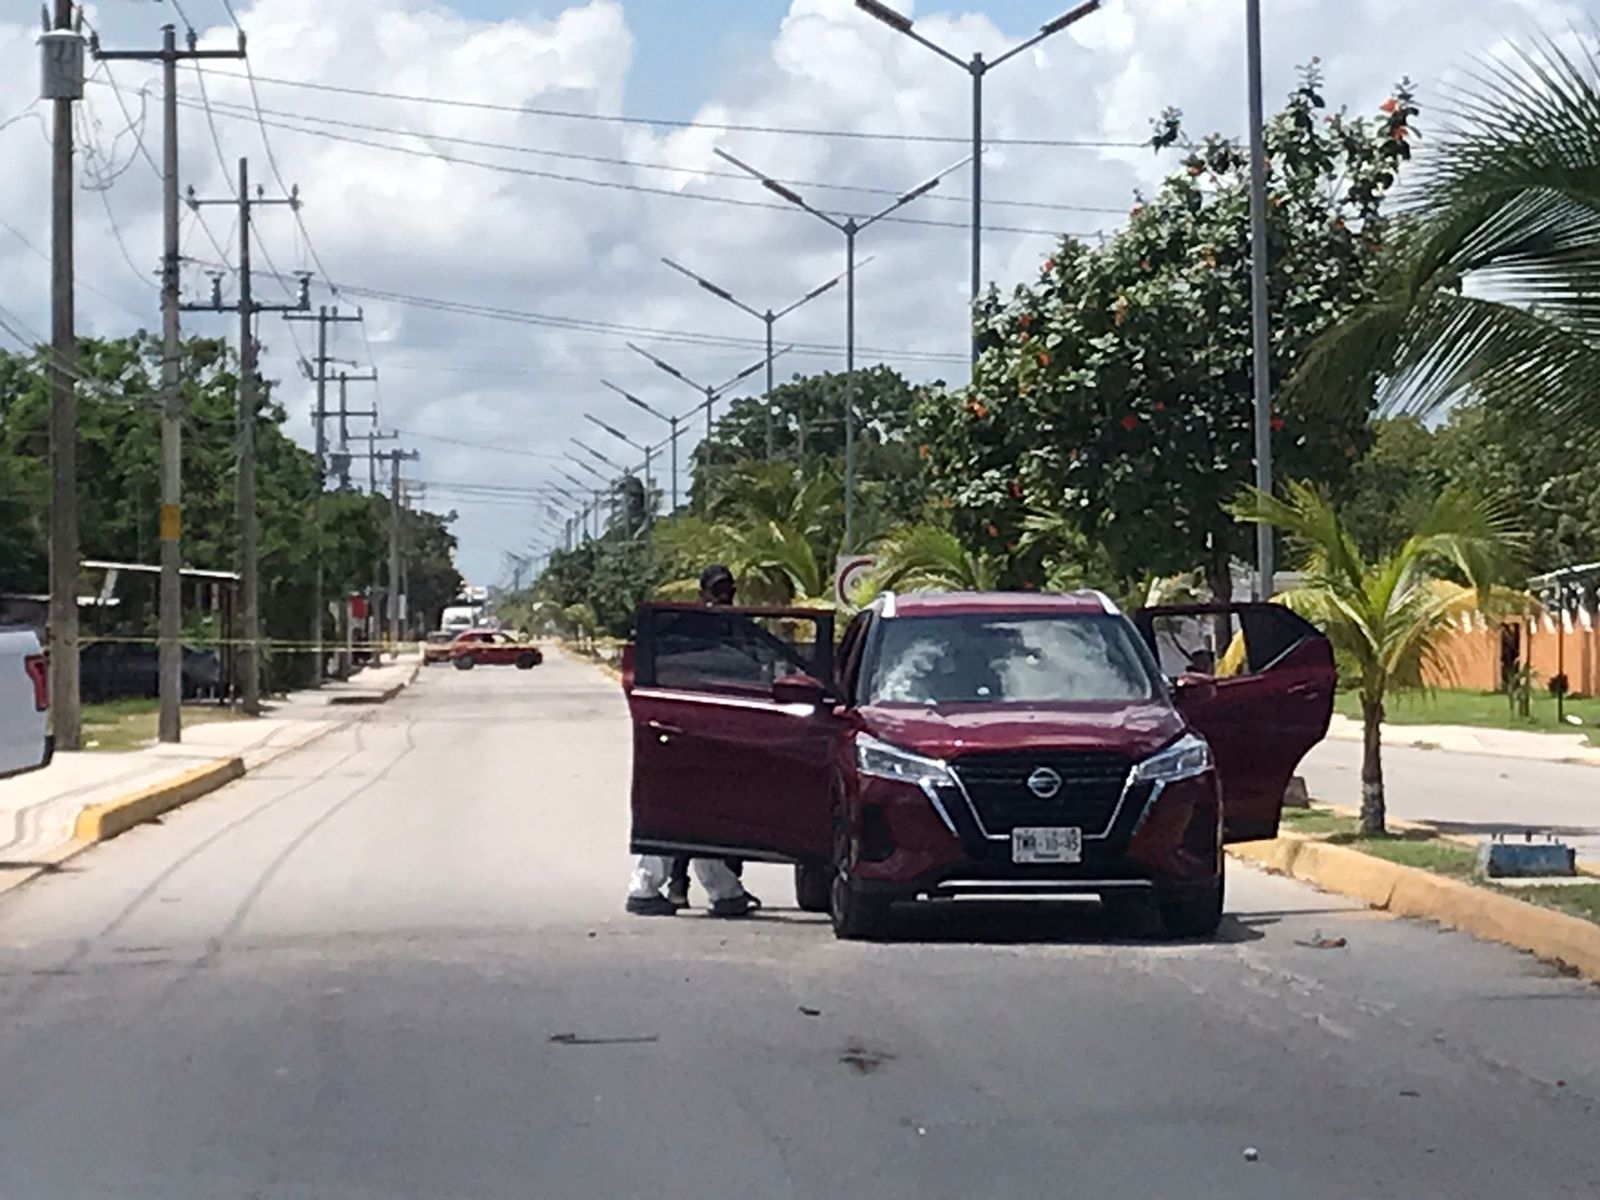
[950,750,1133,837]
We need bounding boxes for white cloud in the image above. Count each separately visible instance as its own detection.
[0,0,1581,582]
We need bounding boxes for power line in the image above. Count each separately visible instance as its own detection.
[0,215,150,320]
[142,93,1085,237]
[194,68,1151,150]
[93,58,238,276]
[169,0,375,399]
[209,1,347,313]
[176,94,1128,218]
[271,278,973,365]
[396,429,569,459]
[167,2,312,356]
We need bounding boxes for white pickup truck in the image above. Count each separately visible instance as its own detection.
[0,629,52,780]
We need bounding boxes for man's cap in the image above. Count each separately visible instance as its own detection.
[699,564,735,592]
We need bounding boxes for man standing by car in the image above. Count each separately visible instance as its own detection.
[665,565,749,909]
[626,565,760,918]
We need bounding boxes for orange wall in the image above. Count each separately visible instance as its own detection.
[1422,614,1600,696]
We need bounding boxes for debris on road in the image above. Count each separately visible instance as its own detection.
[798,1005,822,1017]
[1243,1147,1259,1162]
[1296,930,1348,949]
[840,1041,893,1074]
[548,1032,660,1047]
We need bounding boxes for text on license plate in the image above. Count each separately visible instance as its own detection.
[1011,826,1082,864]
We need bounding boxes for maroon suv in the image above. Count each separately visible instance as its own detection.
[624,592,1334,939]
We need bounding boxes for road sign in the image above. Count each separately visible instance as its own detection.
[834,555,876,608]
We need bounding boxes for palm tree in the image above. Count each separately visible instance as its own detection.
[1230,482,1523,835]
[1292,38,1600,428]
[863,526,1000,597]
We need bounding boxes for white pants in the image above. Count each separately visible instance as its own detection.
[628,855,744,903]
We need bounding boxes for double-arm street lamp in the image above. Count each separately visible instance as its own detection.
[626,343,791,512]
[660,257,861,461]
[854,0,1101,367]
[561,454,609,539]
[714,148,970,552]
[585,413,656,529]
[601,379,683,513]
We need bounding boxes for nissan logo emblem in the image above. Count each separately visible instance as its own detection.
[1026,766,1063,799]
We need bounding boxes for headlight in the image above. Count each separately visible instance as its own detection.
[1132,732,1213,784]
[855,734,955,787]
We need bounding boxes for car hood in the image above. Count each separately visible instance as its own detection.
[858,701,1185,762]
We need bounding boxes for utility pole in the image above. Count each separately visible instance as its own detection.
[42,3,85,751]
[361,429,398,652]
[364,428,399,494]
[284,304,365,683]
[333,369,378,489]
[378,449,419,646]
[92,22,244,742]
[182,159,309,715]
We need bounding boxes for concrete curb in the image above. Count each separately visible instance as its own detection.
[326,659,423,706]
[0,659,423,903]
[1230,834,1600,981]
[72,757,245,842]
[1325,715,1600,767]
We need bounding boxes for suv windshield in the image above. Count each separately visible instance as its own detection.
[863,613,1159,706]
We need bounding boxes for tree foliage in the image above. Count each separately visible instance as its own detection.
[918,65,1417,599]
[0,335,460,653]
[1290,37,1600,434]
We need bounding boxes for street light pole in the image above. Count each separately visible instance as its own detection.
[1245,0,1274,599]
[585,414,655,531]
[715,148,968,552]
[855,0,1099,368]
[626,343,789,513]
[660,257,858,463]
[601,379,681,512]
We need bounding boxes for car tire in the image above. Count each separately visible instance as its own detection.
[794,862,832,913]
[454,654,476,671]
[1100,890,1157,937]
[515,652,538,670]
[1156,866,1224,939]
[829,815,890,940]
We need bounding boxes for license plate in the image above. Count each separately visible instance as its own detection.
[1011,826,1082,864]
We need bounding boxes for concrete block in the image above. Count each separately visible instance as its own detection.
[1474,840,1576,879]
[1283,776,1310,808]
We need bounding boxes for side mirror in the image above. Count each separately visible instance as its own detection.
[1173,672,1216,705]
[773,672,828,707]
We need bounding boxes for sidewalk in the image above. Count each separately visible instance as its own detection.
[1325,712,1600,766]
[0,652,421,895]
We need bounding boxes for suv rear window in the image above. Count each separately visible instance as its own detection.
[862,614,1158,706]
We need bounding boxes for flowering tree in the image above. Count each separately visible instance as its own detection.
[917,64,1418,600]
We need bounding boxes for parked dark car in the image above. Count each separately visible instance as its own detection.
[623,592,1334,940]
[80,642,224,702]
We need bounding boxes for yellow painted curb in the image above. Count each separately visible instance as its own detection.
[1230,835,1600,981]
[72,757,245,843]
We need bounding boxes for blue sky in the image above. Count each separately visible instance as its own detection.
[9,0,1581,582]
[459,1,1087,120]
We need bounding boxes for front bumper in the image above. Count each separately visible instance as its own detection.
[849,771,1221,900]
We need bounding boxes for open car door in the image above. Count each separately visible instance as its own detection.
[626,604,838,863]
[1133,603,1335,843]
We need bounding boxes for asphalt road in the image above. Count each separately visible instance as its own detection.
[1,652,1596,1199]
[1302,738,1600,858]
